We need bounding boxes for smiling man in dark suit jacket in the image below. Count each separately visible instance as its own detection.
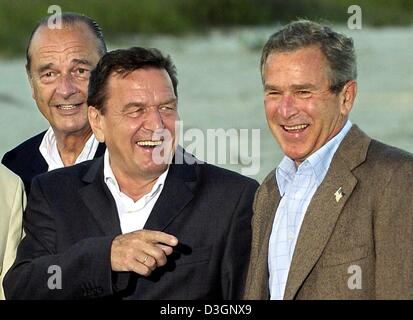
[244,20,413,299]
[4,47,259,300]
[1,13,106,195]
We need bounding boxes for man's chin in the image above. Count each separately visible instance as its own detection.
[140,163,169,179]
[51,124,91,137]
[150,146,175,165]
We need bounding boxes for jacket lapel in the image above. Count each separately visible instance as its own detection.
[144,149,197,231]
[94,142,106,158]
[26,150,48,193]
[253,172,281,299]
[283,125,371,299]
[78,148,197,236]
[79,158,122,236]
[31,132,48,177]
[32,151,48,175]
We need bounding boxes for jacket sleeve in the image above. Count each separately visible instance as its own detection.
[0,177,25,300]
[374,161,413,299]
[3,177,116,300]
[220,179,259,299]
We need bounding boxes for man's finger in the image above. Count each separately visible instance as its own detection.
[155,243,175,256]
[141,230,178,247]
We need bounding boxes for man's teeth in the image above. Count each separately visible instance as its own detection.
[57,104,79,110]
[136,140,163,147]
[284,124,308,131]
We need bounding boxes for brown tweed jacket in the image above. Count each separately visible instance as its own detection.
[244,125,413,299]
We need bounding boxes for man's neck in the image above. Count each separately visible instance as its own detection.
[54,127,93,166]
[115,172,160,202]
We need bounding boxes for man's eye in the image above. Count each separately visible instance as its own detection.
[159,104,176,112]
[267,91,281,97]
[127,108,144,117]
[74,68,90,77]
[40,71,57,82]
[296,90,311,97]
[42,71,55,78]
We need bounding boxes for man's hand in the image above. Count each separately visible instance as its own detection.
[111,230,178,277]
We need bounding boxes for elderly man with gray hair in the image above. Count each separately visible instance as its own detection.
[2,12,107,195]
[244,20,413,299]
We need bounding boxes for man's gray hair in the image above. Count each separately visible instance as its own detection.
[261,20,357,93]
[26,12,107,73]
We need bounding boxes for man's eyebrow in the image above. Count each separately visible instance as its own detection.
[160,98,177,105]
[71,59,93,67]
[36,59,93,74]
[264,84,281,91]
[122,98,177,112]
[122,102,146,112]
[291,83,317,90]
[264,84,317,91]
[37,63,55,74]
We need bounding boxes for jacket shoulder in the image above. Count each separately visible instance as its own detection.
[198,162,259,188]
[0,164,20,182]
[363,139,413,172]
[368,139,413,162]
[0,164,24,209]
[0,164,21,190]
[349,139,413,193]
[254,168,276,200]
[2,131,46,165]
[178,148,259,188]
[34,158,96,185]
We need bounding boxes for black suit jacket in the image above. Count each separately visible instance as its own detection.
[1,130,106,195]
[4,148,259,299]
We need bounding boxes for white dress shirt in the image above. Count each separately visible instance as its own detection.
[39,127,99,171]
[103,150,169,234]
[268,120,352,300]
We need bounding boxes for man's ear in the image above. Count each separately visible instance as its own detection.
[340,80,357,117]
[88,106,105,142]
[26,69,35,100]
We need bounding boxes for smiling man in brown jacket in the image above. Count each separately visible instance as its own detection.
[244,20,413,300]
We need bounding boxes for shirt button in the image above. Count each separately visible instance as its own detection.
[288,231,295,240]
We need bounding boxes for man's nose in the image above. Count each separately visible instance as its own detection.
[278,94,298,119]
[55,74,78,98]
[144,107,164,131]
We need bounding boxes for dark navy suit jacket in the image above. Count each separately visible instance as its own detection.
[4,148,259,299]
[1,130,106,195]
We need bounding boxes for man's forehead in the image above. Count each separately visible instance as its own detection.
[271,50,330,79]
[35,48,92,64]
[108,68,173,88]
[29,23,98,56]
[267,46,326,65]
[106,69,176,102]
[264,47,330,81]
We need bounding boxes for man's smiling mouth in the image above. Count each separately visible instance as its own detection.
[55,103,82,110]
[136,140,163,147]
[282,124,309,132]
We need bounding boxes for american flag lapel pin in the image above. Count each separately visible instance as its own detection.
[334,187,344,203]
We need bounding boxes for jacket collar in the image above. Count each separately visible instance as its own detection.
[79,147,197,235]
